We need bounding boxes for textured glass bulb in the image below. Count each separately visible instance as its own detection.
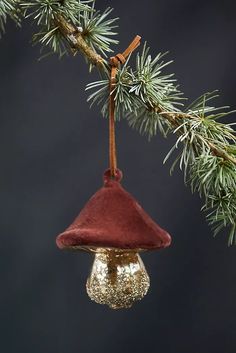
[86,249,150,309]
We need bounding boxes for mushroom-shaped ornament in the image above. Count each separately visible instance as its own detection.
[56,170,171,309]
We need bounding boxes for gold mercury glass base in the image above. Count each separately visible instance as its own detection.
[86,249,150,309]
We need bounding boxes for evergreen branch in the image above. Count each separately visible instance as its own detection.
[79,5,119,57]
[55,13,104,65]
[20,0,92,26]
[160,101,236,244]
[0,0,21,35]
[19,0,118,67]
[190,155,236,245]
[20,0,103,62]
[87,44,184,126]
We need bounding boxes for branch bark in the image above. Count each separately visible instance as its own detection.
[55,14,105,67]
[208,142,236,165]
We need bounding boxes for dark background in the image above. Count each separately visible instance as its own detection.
[0,1,236,352]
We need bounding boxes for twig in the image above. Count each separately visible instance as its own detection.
[55,14,105,67]
[159,110,236,166]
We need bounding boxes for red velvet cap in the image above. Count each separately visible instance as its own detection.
[56,169,171,251]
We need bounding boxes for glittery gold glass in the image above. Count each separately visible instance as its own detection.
[86,249,150,309]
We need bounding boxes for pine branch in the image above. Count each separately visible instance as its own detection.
[190,154,236,245]
[0,0,21,35]
[79,5,119,57]
[55,14,104,65]
[20,0,118,66]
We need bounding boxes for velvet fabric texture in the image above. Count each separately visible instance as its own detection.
[56,170,171,251]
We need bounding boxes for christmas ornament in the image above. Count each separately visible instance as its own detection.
[56,36,171,309]
[57,168,171,309]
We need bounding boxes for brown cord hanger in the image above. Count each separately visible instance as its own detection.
[108,35,141,178]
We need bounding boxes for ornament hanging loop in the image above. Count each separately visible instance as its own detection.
[103,168,123,185]
[108,35,141,178]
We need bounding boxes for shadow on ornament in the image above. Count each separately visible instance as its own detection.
[56,169,171,309]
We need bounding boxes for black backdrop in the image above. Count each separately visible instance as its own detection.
[0,1,236,353]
